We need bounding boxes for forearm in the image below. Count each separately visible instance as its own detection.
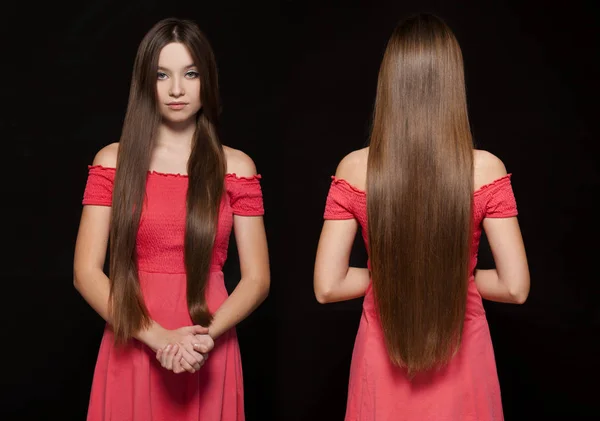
[73,268,113,323]
[474,269,525,304]
[315,267,370,303]
[73,268,163,349]
[208,277,269,340]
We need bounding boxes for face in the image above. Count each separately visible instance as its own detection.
[156,42,202,123]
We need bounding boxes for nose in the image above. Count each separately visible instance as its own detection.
[169,76,185,97]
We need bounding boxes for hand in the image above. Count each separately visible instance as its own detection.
[156,332,214,374]
[156,341,211,374]
[156,343,205,374]
[136,322,209,352]
[155,326,212,374]
[192,333,215,354]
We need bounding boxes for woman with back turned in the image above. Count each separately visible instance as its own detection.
[314,13,530,421]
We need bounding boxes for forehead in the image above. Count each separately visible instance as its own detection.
[158,42,195,68]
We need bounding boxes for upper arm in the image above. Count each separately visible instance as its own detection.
[477,151,529,283]
[483,216,528,286]
[73,144,118,276]
[314,218,358,283]
[74,206,112,276]
[232,213,270,282]
[314,152,362,281]
[225,147,269,280]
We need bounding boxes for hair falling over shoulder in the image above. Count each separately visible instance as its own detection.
[367,13,474,377]
[108,18,225,345]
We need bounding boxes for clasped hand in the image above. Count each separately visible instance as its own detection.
[155,325,215,374]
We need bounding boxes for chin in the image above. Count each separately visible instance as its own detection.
[162,113,195,125]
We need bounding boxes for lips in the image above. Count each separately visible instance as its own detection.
[167,102,187,110]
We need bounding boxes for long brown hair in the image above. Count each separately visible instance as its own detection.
[109,18,224,344]
[367,14,474,376]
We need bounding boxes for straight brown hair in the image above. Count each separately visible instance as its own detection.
[367,14,474,376]
[109,18,224,344]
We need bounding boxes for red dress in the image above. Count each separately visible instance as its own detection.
[324,174,518,421]
[81,165,264,421]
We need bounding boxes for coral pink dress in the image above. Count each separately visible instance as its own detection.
[82,165,264,421]
[324,174,518,421]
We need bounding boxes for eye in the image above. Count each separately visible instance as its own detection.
[157,72,168,80]
[185,71,199,79]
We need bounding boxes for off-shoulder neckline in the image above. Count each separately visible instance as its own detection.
[331,173,512,196]
[88,164,261,180]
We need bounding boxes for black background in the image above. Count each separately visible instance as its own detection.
[2,1,598,420]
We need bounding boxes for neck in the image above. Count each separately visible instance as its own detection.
[156,117,197,149]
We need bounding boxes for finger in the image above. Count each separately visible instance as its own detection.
[179,356,196,373]
[190,325,209,335]
[166,344,179,370]
[193,334,215,353]
[172,359,181,374]
[173,354,185,374]
[160,344,174,365]
[156,349,163,360]
[174,345,184,373]
[197,334,215,352]
[160,344,172,367]
[163,345,173,370]
[181,348,203,370]
[193,342,209,354]
[181,342,204,365]
[174,347,192,374]
[194,353,207,368]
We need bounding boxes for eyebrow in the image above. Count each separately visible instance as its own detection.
[157,64,197,71]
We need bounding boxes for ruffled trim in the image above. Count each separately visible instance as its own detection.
[473,174,512,196]
[87,165,261,180]
[331,176,366,196]
[148,170,187,178]
[89,165,187,177]
[225,173,262,181]
[88,164,116,172]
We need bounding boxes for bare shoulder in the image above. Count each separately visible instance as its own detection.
[474,149,508,190]
[92,142,119,167]
[223,145,258,177]
[335,147,369,190]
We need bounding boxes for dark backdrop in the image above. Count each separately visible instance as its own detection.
[2,1,598,421]
[277,1,598,421]
[2,2,282,420]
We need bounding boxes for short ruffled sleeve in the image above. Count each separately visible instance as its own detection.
[324,177,359,220]
[226,174,264,216]
[82,165,115,206]
[483,174,518,218]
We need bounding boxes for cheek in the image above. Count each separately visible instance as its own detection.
[191,81,202,103]
[189,81,202,111]
[156,83,169,102]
